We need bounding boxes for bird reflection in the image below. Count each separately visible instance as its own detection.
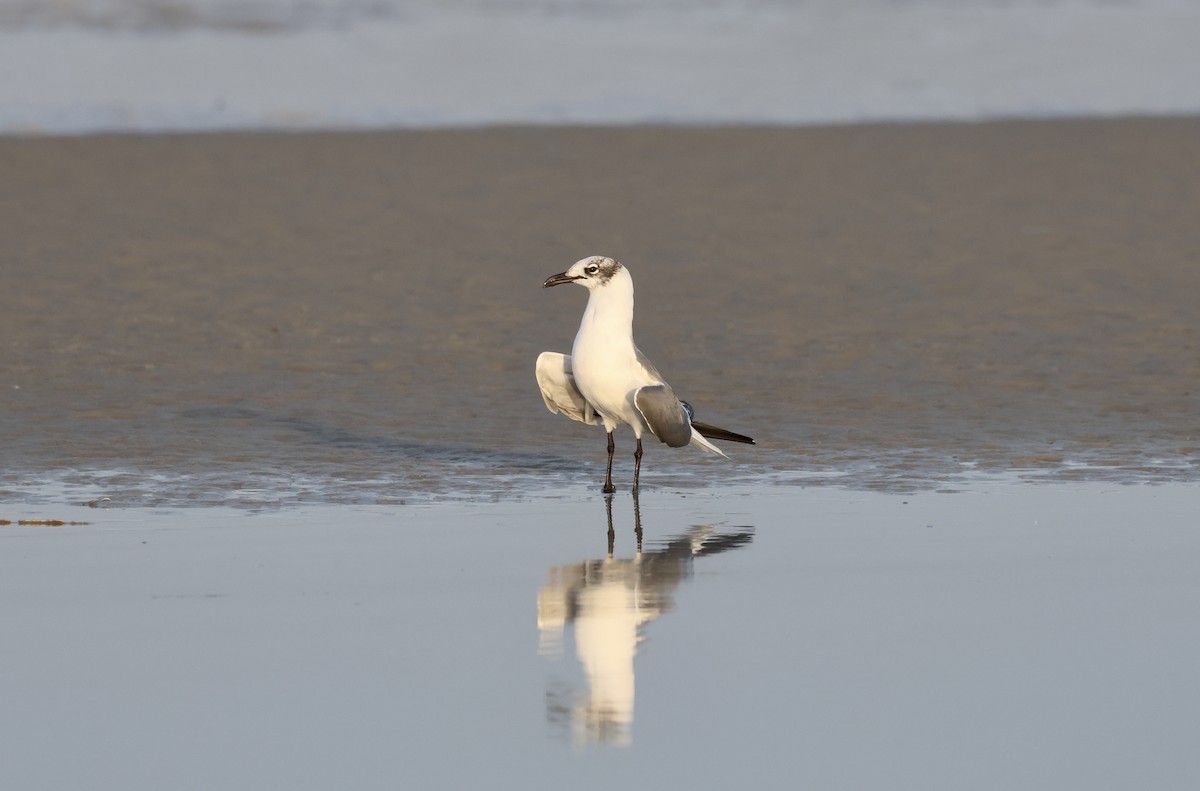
[537,492,754,747]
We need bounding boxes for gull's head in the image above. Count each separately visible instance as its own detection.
[543,256,625,291]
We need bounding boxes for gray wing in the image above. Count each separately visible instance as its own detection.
[535,352,600,425]
[633,384,693,447]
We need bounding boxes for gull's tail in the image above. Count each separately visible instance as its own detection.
[688,422,755,457]
[677,400,755,457]
[689,429,729,457]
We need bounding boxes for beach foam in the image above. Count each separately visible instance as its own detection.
[3,0,1199,133]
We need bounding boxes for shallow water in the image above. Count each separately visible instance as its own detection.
[4,482,1199,789]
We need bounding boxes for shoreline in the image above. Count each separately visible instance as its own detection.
[3,110,1198,139]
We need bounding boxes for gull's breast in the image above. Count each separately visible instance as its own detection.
[572,341,653,425]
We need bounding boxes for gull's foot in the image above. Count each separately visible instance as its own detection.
[602,483,616,494]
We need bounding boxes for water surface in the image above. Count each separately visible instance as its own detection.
[4,483,1199,789]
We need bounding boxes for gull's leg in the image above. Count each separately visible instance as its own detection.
[633,438,644,492]
[603,431,616,494]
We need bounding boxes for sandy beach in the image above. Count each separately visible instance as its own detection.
[3,118,1199,503]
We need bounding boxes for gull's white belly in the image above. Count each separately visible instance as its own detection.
[572,334,648,432]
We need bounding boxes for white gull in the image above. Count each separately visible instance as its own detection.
[536,255,754,493]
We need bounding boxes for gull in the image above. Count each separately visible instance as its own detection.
[537,255,754,493]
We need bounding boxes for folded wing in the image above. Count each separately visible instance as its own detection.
[633,384,693,448]
[535,352,600,425]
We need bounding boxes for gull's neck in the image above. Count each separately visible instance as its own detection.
[580,269,635,341]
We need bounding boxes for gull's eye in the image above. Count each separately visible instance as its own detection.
[584,264,599,275]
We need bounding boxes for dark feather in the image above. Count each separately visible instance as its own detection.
[691,421,755,445]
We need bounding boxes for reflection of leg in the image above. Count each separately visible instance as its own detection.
[605,493,615,557]
[633,438,643,492]
[603,431,616,494]
[632,488,643,553]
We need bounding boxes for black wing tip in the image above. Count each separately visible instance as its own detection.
[692,421,756,445]
[723,433,757,446]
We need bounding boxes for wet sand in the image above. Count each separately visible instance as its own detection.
[2,119,1199,503]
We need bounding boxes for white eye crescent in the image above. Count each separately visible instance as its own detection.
[585,265,599,274]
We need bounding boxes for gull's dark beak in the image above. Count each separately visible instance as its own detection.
[543,272,577,288]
